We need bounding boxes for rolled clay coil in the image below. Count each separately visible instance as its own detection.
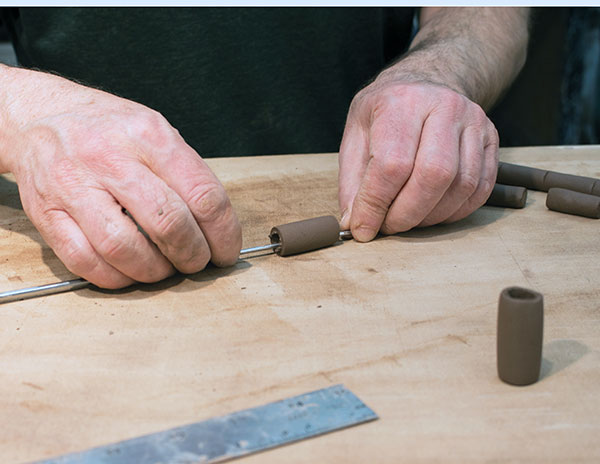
[485,183,527,208]
[497,161,600,195]
[546,188,600,219]
[544,171,600,196]
[496,162,547,191]
[497,286,544,386]
[269,215,340,256]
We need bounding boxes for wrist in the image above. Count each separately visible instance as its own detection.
[0,65,75,174]
[375,50,471,103]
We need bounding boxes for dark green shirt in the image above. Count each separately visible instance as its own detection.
[2,7,415,157]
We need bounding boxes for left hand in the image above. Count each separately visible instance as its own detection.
[338,78,499,242]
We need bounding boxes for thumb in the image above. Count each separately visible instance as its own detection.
[349,113,417,242]
[338,120,369,230]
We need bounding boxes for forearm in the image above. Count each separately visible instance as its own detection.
[0,63,59,174]
[0,64,20,174]
[379,7,530,110]
[0,63,123,174]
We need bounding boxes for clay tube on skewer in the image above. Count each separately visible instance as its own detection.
[269,215,341,256]
[1,215,349,304]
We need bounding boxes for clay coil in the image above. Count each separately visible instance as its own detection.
[546,188,600,219]
[543,171,600,195]
[497,161,600,195]
[485,183,527,209]
[496,162,547,191]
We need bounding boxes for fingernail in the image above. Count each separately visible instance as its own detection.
[352,225,376,242]
[340,209,350,228]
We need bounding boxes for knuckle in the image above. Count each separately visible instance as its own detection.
[377,153,413,181]
[140,108,170,131]
[487,124,500,148]
[464,108,492,139]
[130,109,177,148]
[96,227,134,262]
[371,90,407,120]
[419,158,457,188]
[457,171,480,197]
[150,201,213,274]
[348,91,374,125]
[438,88,467,113]
[188,183,229,223]
[60,238,96,275]
[153,200,193,240]
[351,82,406,116]
[177,250,211,275]
[372,93,395,115]
[348,92,364,114]
[467,100,487,119]
[475,108,489,126]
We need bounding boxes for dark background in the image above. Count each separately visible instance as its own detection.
[1,7,598,148]
[489,7,600,147]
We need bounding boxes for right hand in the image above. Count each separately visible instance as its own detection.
[1,66,242,288]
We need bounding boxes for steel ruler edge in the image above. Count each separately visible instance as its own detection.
[32,384,378,464]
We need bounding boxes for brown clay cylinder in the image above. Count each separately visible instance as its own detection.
[269,215,340,256]
[543,171,600,195]
[497,161,600,195]
[496,162,548,190]
[546,188,600,219]
[497,286,544,386]
[485,183,527,208]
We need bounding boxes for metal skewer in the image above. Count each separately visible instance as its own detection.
[0,279,91,304]
[0,231,351,305]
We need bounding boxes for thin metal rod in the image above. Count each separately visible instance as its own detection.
[339,230,353,240]
[239,242,280,255]
[0,278,91,304]
[1,230,352,305]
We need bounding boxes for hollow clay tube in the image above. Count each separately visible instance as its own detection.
[497,286,544,386]
[485,183,527,209]
[269,215,340,256]
[496,162,547,190]
[546,188,600,219]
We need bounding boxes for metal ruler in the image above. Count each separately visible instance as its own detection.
[34,384,378,464]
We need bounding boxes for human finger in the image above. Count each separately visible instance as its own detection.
[348,107,423,241]
[338,119,369,230]
[444,122,499,222]
[145,142,242,267]
[33,208,135,289]
[418,123,484,227]
[100,161,213,274]
[61,185,176,283]
[380,109,460,234]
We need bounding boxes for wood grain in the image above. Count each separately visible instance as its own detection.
[1,147,599,463]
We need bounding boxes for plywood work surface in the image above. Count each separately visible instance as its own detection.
[0,146,599,463]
